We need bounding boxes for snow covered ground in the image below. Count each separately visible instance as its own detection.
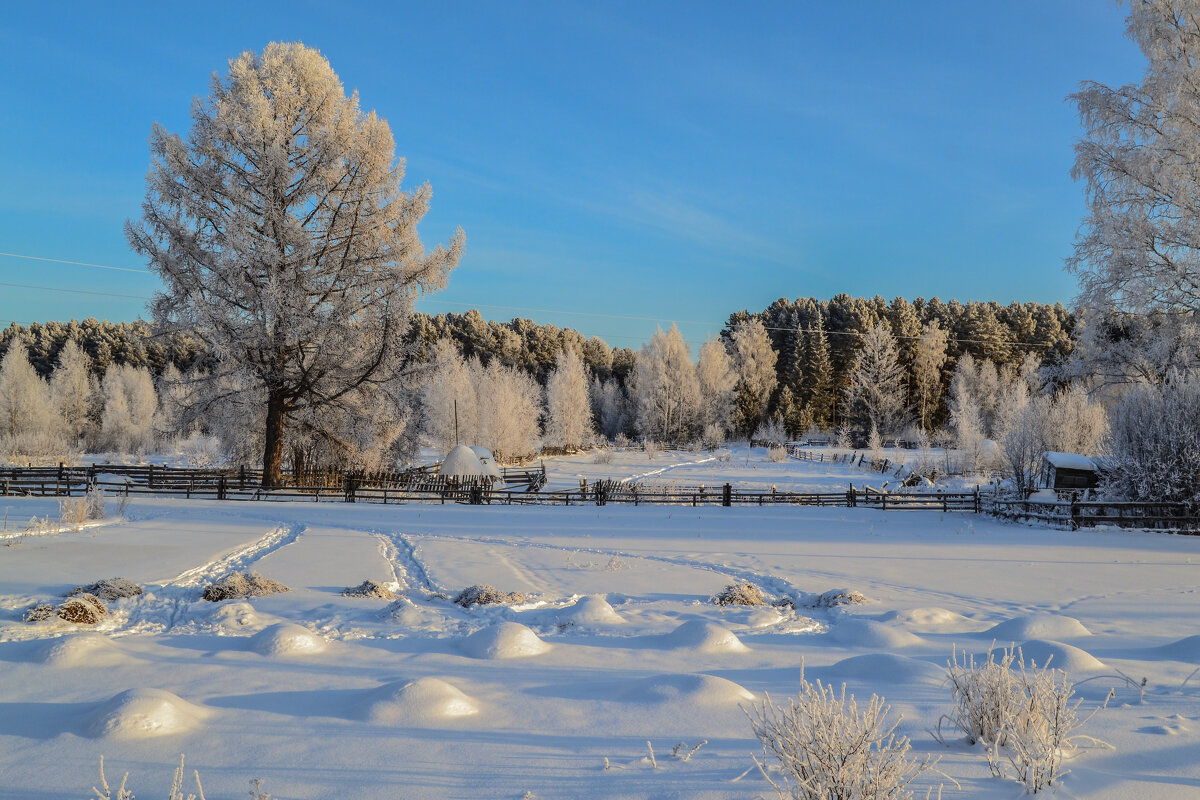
[1,460,1198,799]
[537,443,970,493]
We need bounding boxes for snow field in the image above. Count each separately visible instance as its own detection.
[0,493,1197,798]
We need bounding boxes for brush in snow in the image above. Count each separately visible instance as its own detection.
[69,578,143,603]
[57,593,108,624]
[343,580,399,600]
[454,584,527,607]
[202,572,290,602]
[713,581,767,606]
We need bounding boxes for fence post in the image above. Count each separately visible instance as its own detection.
[239,464,246,490]
[218,476,226,501]
[722,483,732,507]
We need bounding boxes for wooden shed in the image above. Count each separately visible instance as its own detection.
[1039,452,1100,491]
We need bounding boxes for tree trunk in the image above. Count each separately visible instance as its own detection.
[262,393,287,488]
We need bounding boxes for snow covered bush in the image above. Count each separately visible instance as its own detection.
[202,572,289,602]
[713,581,767,606]
[754,416,788,447]
[767,445,788,463]
[454,584,526,607]
[592,447,613,464]
[343,580,398,600]
[91,754,208,800]
[58,593,108,624]
[745,679,943,800]
[810,588,868,607]
[940,645,1108,793]
[1105,373,1200,511]
[70,577,143,603]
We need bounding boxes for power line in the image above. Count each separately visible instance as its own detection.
[0,281,150,300]
[1,251,1067,350]
[0,251,152,274]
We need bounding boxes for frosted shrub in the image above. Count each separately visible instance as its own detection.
[701,423,726,450]
[767,445,788,463]
[343,580,397,600]
[174,432,225,467]
[714,581,767,606]
[810,588,868,607]
[70,577,143,603]
[643,439,662,460]
[202,572,289,601]
[940,645,1109,793]
[613,432,631,449]
[91,755,207,800]
[58,593,108,624]
[745,678,943,800]
[454,584,526,607]
[592,447,614,464]
[754,417,788,447]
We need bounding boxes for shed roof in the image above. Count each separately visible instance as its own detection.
[1043,452,1097,471]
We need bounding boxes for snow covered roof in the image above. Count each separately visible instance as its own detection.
[1043,452,1097,471]
[441,445,487,477]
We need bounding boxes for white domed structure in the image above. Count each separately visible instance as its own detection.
[440,445,488,479]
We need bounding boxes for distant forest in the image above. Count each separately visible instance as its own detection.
[0,295,1074,432]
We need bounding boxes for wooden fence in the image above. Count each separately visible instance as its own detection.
[982,496,1200,533]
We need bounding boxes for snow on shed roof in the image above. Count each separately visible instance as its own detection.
[441,445,487,477]
[1043,452,1097,471]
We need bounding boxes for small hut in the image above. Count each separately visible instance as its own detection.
[1039,452,1101,491]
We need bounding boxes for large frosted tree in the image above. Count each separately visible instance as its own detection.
[696,337,736,434]
[729,319,777,436]
[127,42,463,485]
[544,347,595,450]
[843,322,907,440]
[631,324,700,442]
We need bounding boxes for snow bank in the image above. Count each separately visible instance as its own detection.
[1011,639,1107,672]
[884,607,975,632]
[360,677,479,724]
[250,623,328,657]
[1150,634,1200,662]
[824,653,946,685]
[661,619,748,653]
[614,673,754,706]
[829,618,923,649]
[38,633,129,667]
[554,595,626,626]
[84,688,208,739]
[985,613,1092,641]
[462,622,550,659]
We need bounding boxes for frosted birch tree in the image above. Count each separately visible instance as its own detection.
[544,347,594,450]
[419,339,477,455]
[49,339,97,446]
[696,337,736,434]
[473,359,541,461]
[100,365,158,454]
[631,324,700,442]
[126,42,463,485]
[729,319,777,436]
[0,344,55,451]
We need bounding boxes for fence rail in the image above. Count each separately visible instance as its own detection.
[4,464,1197,530]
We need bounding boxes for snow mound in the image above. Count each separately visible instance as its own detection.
[615,673,754,706]
[441,445,487,477]
[661,620,748,653]
[555,595,626,626]
[826,654,946,685]
[986,613,1091,641]
[462,622,550,659]
[39,633,128,667]
[211,601,259,629]
[84,689,208,739]
[829,618,923,649]
[250,623,327,657]
[1010,640,1107,672]
[360,677,479,723]
[1150,634,1200,662]
[886,607,973,631]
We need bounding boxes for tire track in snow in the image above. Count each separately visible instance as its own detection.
[372,530,438,592]
[119,523,305,635]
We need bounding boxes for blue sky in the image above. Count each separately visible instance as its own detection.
[0,1,1143,351]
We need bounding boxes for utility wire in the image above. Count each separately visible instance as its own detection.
[1,251,1067,350]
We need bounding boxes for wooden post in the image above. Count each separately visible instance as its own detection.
[722,483,732,507]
